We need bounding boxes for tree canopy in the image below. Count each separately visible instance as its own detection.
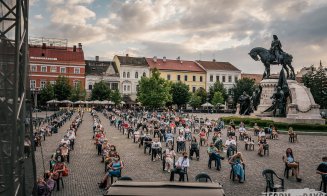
[231,78,256,105]
[195,87,207,104]
[53,75,72,101]
[91,81,111,101]
[39,82,54,106]
[208,81,227,102]
[137,68,172,109]
[111,89,122,105]
[302,66,327,109]
[170,82,190,108]
[211,91,224,106]
[189,93,202,109]
[70,83,86,102]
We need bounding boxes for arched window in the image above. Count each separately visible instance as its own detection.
[135,72,138,78]
[123,72,126,78]
[127,72,130,78]
[143,72,146,77]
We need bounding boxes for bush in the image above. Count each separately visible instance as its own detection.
[221,116,327,132]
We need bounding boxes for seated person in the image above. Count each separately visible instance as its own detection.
[224,136,237,158]
[184,126,192,141]
[170,152,189,181]
[258,128,266,141]
[283,148,302,182]
[253,123,260,135]
[316,156,327,190]
[226,126,235,137]
[189,136,199,160]
[133,129,140,142]
[288,127,296,138]
[229,152,245,183]
[165,131,174,146]
[207,143,225,170]
[257,136,267,156]
[199,129,208,146]
[151,138,162,161]
[143,134,153,153]
[238,124,247,138]
[176,134,186,152]
[214,133,223,151]
[164,147,176,172]
[59,143,69,162]
[271,126,279,139]
[101,157,124,189]
[212,132,219,144]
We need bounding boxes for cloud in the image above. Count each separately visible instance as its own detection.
[34,14,43,20]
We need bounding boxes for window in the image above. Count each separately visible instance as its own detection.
[111,83,118,90]
[40,80,46,89]
[74,68,80,74]
[222,76,226,82]
[73,80,80,88]
[143,72,146,77]
[41,66,47,72]
[127,85,130,91]
[184,75,188,81]
[235,76,238,82]
[88,84,93,90]
[216,75,219,82]
[127,72,130,78]
[192,87,196,92]
[50,66,56,73]
[167,74,171,80]
[30,80,36,90]
[177,75,181,81]
[228,75,232,82]
[200,76,203,82]
[135,72,138,79]
[60,67,66,73]
[123,72,126,78]
[228,88,232,95]
[193,76,196,81]
[136,85,139,92]
[210,75,213,82]
[123,85,127,91]
[31,65,37,72]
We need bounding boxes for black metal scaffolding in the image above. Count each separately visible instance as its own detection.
[0,0,32,196]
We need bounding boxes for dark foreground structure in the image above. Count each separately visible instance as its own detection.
[0,0,35,195]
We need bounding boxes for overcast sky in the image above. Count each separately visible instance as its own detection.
[29,0,327,74]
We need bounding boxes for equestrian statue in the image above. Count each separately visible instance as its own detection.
[249,35,295,79]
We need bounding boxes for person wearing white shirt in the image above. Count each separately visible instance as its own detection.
[170,152,189,181]
[224,136,237,158]
[176,134,185,152]
[151,138,162,161]
[68,131,76,150]
[258,129,266,141]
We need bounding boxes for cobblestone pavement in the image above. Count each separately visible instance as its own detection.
[34,111,327,196]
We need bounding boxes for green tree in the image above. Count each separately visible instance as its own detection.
[39,82,54,106]
[170,82,190,109]
[111,89,122,105]
[231,78,255,105]
[91,81,111,101]
[211,91,224,106]
[208,81,227,102]
[189,93,202,109]
[137,68,172,109]
[53,76,72,101]
[195,87,207,104]
[70,83,86,102]
[302,66,327,109]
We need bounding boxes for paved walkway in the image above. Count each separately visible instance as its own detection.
[34,111,327,196]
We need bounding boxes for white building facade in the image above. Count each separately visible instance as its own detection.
[114,55,150,101]
[196,60,241,94]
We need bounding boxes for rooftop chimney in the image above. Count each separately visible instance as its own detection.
[153,56,157,63]
[73,45,77,52]
[213,59,216,62]
[95,56,99,61]
[42,43,46,49]
[163,56,166,62]
[126,54,129,57]
[78,43,82,48]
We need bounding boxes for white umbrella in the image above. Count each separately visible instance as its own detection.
[94,100,102,104]
[74,100,85,104]
[201,102,213,107]
[60,100,73,104]
[47,99,60,104]
[120,101,126,105]
[108,101,114,105]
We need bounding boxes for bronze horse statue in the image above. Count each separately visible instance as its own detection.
[249,47,295,79]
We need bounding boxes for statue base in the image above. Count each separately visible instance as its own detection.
[253,79,324,124]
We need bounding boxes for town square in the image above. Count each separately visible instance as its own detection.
[0,0,327,196]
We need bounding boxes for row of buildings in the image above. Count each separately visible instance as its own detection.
[28,38,256,102]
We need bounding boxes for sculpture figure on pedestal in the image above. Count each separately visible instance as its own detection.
[239,91,252,115]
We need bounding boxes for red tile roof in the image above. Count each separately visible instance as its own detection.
[196,60,240,71]
[146,58,205,72]
[29,46,85,65]
[241,73,262,84]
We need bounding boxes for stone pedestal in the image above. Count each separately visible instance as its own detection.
[254,78,324,124]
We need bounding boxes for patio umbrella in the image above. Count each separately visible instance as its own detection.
[201,102,213,107]
[46,99,60,104]
[60,100,73,104]
[120,101,126,105]
[74,100,85,104]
